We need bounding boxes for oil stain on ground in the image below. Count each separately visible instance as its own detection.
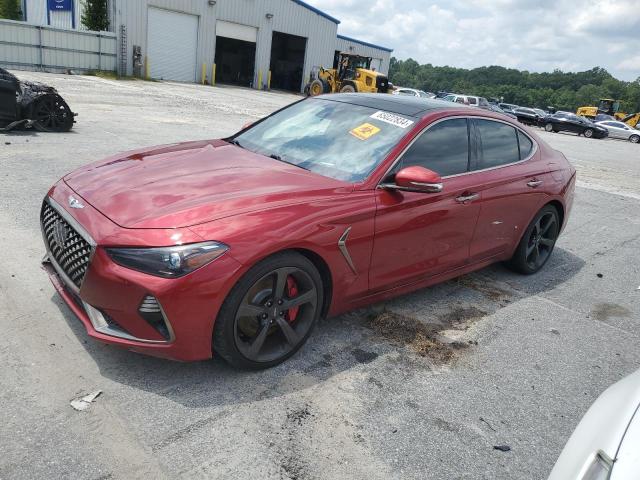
[591,302,631,321]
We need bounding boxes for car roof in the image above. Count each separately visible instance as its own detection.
[316,93,456,117]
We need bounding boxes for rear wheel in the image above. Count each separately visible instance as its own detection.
[544,123,554,132]
[583,128,594,138]
[507,205,560,275]
[629,134,639,144]
[340,84,356,93]
[213,252,323,369]
[31,94,74,132]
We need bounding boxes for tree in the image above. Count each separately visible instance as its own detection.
[0,0,22,20]
[81,0,109,32]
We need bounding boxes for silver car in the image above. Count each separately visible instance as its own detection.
[596,120,640,143]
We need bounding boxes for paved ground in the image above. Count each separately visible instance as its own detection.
[1,72,639,480]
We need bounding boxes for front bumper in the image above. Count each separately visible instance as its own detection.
[41,184,244,361]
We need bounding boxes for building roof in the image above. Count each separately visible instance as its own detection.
[291,0,341,24]
[316,93,456,117]
[337,34,394,53]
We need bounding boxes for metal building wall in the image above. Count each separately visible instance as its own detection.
[335,36,392,75]
[112,0,338,90]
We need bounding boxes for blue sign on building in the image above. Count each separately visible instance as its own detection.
[48,0,72,11]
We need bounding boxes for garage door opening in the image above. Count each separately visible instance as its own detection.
[215,36,256,87]
[147,8,198,82]
[269,32,307,92]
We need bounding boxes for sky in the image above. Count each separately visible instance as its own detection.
[307,0,640,82]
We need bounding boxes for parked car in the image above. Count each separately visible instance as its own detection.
[489,104,517,120]
[543,112,608,138]
[513,107,541,126]
[498,103,519,114]
[532,108,547,117]
[0,67,75,132]
[596,120,640,143]
[548,368,640,480]
[392,87,435,98]
[442,94,491,108]
[41,94,576,368]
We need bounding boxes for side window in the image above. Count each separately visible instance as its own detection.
[476,119,520,169]
[399,119,469,177]
[467,97,477,105]
[517,130,533,160]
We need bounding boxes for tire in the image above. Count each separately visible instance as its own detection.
[308,79,326,97]
[31,94,74,132]
[544,123,553,132]
[583,128,594,138]
[213,251,324,369]
[340,84,356,93]
[507,205,560,275]
[629,134,639,144]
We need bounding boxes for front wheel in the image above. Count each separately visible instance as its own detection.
[308,79,326,97]
[583,128,594,138]
[213,251,324,369]
[544,123,554,132]
[629,134,639,144]
[31,94,74,132]
[507,205,560,275]
[340,84,356,93]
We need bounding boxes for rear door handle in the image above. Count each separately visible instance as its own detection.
[455,193,479,204]
[527,180,543,188]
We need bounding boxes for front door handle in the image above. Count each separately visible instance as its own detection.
[527,179,543,188]
[455,193,479,204]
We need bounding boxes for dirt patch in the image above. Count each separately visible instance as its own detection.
[437,306,487,328]
[455,276,514,304]
[369,311,472,363]
[591,303,632,321]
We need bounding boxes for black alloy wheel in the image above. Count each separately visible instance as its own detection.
[508,205,560,274]
[214,252,323,369]
[32,95,74,132]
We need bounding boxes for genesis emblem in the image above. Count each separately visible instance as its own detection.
[52,220,68,247]
[68,196,84,209]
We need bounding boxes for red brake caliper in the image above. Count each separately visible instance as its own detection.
[286,275,299,323]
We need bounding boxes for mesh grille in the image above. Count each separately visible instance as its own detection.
[41,202,92,288]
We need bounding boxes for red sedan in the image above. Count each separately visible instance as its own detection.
[41,94,575,368]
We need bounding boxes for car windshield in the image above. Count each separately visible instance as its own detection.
[233,99,414,182]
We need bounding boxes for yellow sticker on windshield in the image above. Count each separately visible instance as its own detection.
[350,123,381,140]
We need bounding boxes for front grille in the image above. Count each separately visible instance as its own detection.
[41,202,92,288]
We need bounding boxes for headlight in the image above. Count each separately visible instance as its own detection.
[106,241,228,278]
[581,451,613,480]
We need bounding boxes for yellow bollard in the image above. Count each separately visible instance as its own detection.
[267,70,271,90]
[144,56,150,80]
[257,70,262,90]
[211,63,216,86]
[201,63,206,85]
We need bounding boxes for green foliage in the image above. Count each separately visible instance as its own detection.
[81,0,109,32]
[0,0,22,20]
[389,58,640,113]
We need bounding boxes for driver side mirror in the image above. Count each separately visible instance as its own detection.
[383,166,443,193]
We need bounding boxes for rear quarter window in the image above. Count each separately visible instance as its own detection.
[517,130,533,159]
[476,119,520,169]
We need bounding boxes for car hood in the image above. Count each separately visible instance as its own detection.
[64,140,350,229]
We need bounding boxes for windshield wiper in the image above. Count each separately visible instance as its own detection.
[268,153,309,171]
[228,138,244,148]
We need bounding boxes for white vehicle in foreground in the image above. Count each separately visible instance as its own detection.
[595,121,640,143]
[548,369,640,480]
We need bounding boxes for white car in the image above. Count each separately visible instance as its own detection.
[392,87,435,98]
[548,368,640,480]
[596,120,640,143]
[443,94,490,108]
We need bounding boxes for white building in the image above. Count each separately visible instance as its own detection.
[17,0,393,92]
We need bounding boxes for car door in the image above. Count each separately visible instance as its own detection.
[612,122,632,139]
[0,70,19,123]
[468,119,550,262]
[369,117,482,292]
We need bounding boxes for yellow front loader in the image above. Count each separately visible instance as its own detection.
[576,99,639,127]
[305,53,391,96]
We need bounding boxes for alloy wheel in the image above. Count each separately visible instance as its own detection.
[525,212,558,270]
[33,96,73,132]
[233,266,318,363]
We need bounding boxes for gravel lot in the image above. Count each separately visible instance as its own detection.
[1,72,639,480]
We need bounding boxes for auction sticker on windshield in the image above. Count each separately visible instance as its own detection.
[350,123,381,140]
[370,111,414,128]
